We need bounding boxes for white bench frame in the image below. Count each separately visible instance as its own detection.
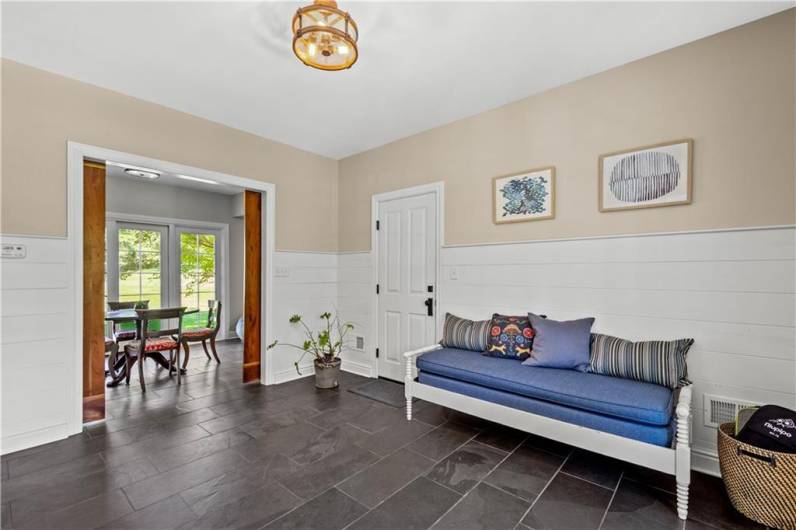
[404,344,692,520]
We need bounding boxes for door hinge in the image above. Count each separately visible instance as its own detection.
[376,348,380,358]
[376,220,380,231]
[376,284,380,294]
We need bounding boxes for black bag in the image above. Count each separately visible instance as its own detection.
[736,404,796,454]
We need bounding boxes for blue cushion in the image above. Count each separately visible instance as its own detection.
[418,371,674,447]
[522,313,593,372]
[417,347,674,426]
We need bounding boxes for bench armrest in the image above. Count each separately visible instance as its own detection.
[403,344,442,359]
[675,384,693,421]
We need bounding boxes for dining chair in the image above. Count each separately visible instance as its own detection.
[123,307,186,391]
[104,336,119,378]
[180,300,222,369]
[107,300,150,344]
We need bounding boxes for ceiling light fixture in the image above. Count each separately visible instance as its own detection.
[176,174,219,185]
[124,168,160,180]
[292,0,358,71]
[107,161,162,175]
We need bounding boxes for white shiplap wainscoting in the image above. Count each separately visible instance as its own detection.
[335,226,796,475]
[1,236,79,454]
[338,252,375,378]
[270,251,340,384]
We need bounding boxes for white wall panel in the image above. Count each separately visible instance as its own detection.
[337,227,796,474]
[1,236,76,454]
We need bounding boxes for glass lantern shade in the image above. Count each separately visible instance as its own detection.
[292,0,358,71]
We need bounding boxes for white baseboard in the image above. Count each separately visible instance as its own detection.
[342,359,374,378]
[1,422,71,455]
[692,445,721,477]
[271,363,315,385]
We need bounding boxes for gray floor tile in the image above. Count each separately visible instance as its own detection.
[0,342,744,530]
[150,428,254,472]
[9,457,158,522]
[407,422,479,461]
[602,478,684,530]
[235,421,326,462]
[290,424,371,465]
[432,482,530,530]
[13,490,133,529]
[522,473,613,530]
[426,441,506,494]
[524,433,574,458]
[359,418,435,456]
[263,488,368,529]
[339,448,436,508]
[484,440,565,501]
[561,449,624,490]
[179,453,301,516]
[474,424,528,453]
[100,494,196,529]
[347,476,461,530]
[122,448,246,509]
[184,481,302,529]
[686,472,765,530]
[280,444,379,499]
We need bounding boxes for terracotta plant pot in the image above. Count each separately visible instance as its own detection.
[314,358,341,389]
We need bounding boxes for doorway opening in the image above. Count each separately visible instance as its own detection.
[70,143,274,426]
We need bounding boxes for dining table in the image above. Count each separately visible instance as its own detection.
[105,308,199,387]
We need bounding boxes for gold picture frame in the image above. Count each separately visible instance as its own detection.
[598,138,693,212]
[493,166,556,224]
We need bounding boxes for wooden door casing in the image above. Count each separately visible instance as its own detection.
[83,161,106,422]
[243,190,262,383]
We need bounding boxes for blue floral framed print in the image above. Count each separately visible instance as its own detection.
[493,166,555,224]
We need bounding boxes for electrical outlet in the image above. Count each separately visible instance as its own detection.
[2,244,26,259]
[449,267,459,280]
[355,336,364,350]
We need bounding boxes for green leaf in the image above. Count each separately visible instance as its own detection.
[302,340,312,351]
[289,314,302,324]
[267,340,278,350]
[320,312,331,320]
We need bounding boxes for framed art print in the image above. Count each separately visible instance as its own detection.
[599,138,693,212]
[493,166,555,224]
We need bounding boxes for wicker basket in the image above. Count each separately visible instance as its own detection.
[717,423,796,530]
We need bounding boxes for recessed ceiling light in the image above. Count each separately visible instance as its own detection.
[176,174,219,185]
[124,168,160,180]
[107,161,162,175]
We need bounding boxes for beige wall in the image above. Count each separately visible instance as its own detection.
[0,59,339,252]
[338,10,796,251]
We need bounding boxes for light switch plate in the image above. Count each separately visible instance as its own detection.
[275,266,289,278]
[449,267,459,280]
[2,244,26,259]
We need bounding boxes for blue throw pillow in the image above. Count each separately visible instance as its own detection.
[521,313,594,372]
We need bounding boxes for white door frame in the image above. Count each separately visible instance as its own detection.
[370,182,444,378]
[67,141,276,434]
[106,212,232,340]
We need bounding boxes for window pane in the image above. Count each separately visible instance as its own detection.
[181,233,198,255]
[198,234,215,253]
[138,230,161,252]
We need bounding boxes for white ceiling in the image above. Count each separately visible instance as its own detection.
[2,2,792,159]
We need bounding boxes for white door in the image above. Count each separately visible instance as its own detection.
[377,192,437,381]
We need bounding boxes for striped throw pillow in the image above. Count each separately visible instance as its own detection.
[589,333,694,389]
[441,313,490,352]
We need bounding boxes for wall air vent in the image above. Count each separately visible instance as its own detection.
[703,393,760,428]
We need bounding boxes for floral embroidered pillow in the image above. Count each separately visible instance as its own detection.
[483,314,535,359]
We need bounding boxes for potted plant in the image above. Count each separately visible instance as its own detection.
[268,312,354,389]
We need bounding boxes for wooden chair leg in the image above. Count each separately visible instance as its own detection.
[182,341,191,370]
[176,346,181,386]
[201,340,211,360]
[210,336,220,364]
[125,355,133,385]
[138,352,146,392]
[167,349,174,378]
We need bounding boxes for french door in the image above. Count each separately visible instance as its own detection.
[106,220,222,331]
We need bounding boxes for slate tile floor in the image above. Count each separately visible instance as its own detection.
[0,341,765,530]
